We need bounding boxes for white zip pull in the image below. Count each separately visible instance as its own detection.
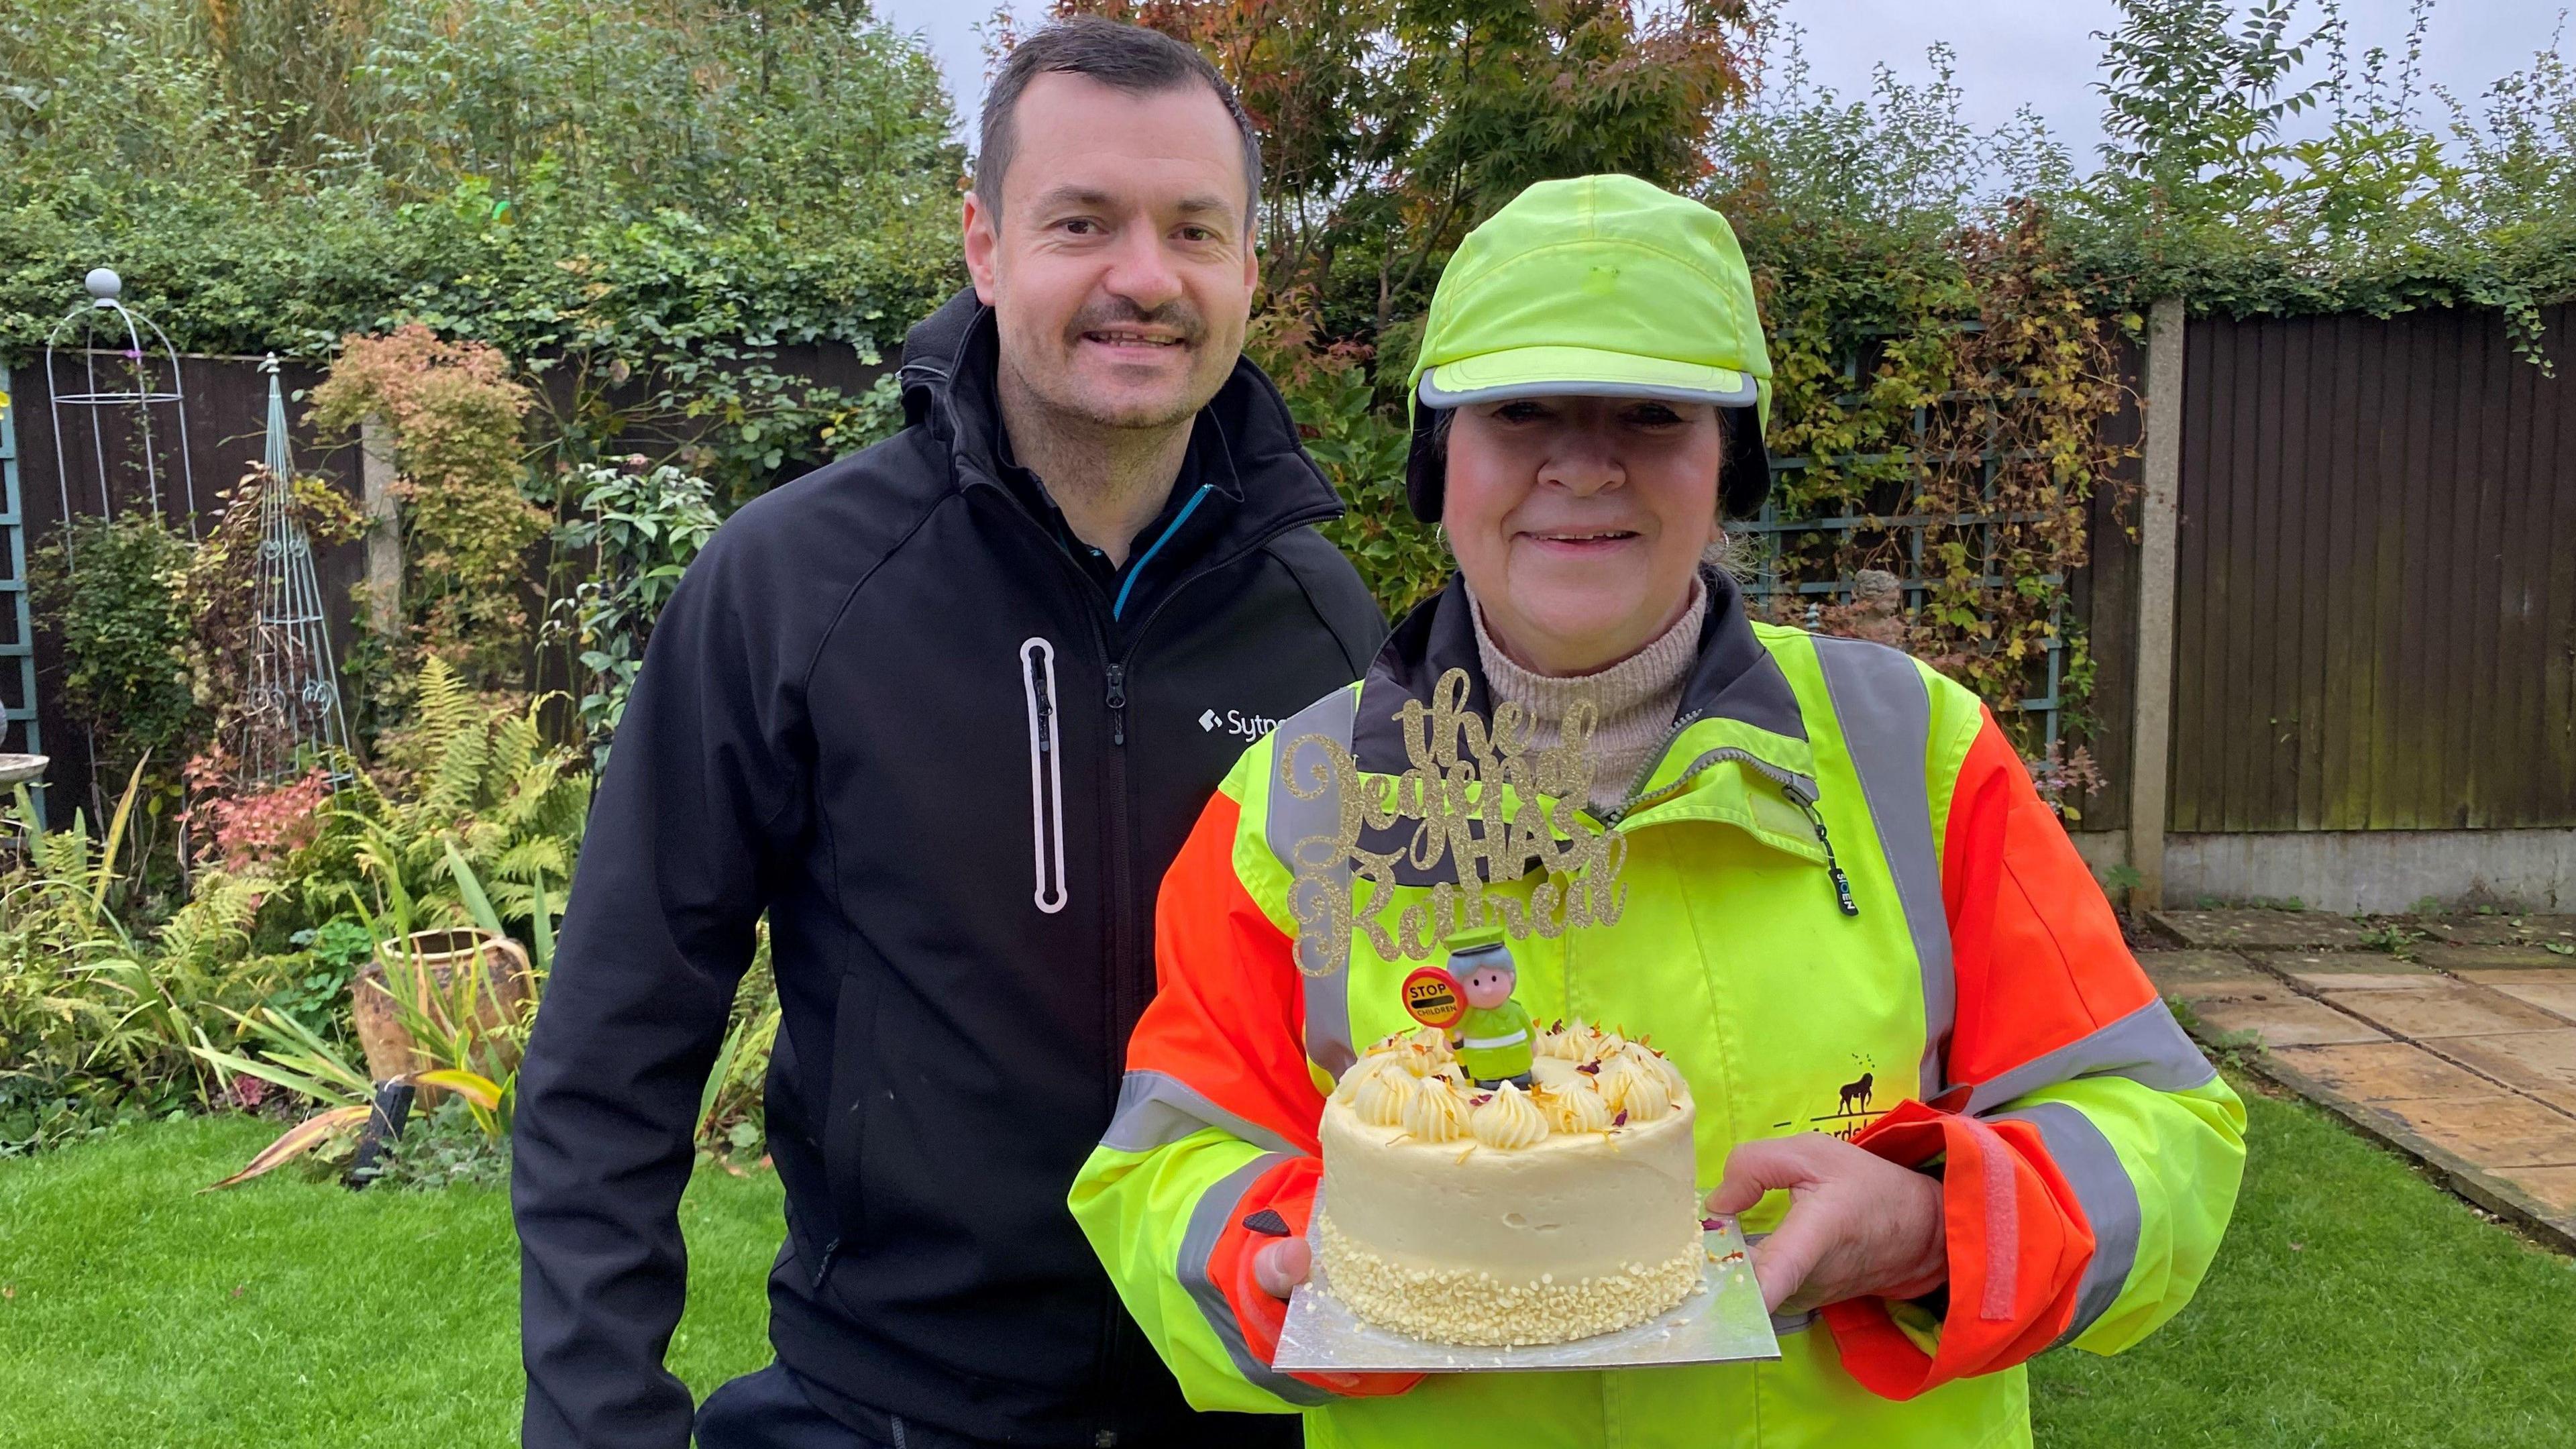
[1020,637,1069,915]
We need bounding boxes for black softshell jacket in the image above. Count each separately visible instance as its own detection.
[514,290,1385,1448]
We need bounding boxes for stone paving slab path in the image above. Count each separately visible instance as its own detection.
[2186,989,2392,1047]
[2417,915,2576,947]
[2429,1032,2576,1114]
[2264,1041,2500,1103]
[2322,985,2571,1039]
[2416,943,2576,973]
[2268,952,2437,991]
[2143,928,2576,1253]
[2498,1165,2576,1218]
[2459,969,2576,1021]
[2147,908,2377,951]
[2143,949,2284,1000]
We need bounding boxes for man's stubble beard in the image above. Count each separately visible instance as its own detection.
[1018,294,1232,437]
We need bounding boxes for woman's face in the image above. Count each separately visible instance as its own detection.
[1443,395,1725,676]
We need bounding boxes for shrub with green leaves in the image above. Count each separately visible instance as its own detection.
[550,459,722,767]
[28,515,195,754]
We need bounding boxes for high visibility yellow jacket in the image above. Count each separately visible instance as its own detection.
[1071,574,2245,1448]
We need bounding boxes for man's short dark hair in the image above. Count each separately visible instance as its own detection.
[976,17,1263,231]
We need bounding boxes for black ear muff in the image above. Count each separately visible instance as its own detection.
[1404,405,1448,523]
[1721,409,1771,519]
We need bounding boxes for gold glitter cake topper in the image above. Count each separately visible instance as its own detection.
[1280,668,1629,979]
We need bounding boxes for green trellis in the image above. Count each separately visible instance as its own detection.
[1737,331,2068,751]
[0,366,45,796]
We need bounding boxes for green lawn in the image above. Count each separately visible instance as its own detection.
[2,1077,2571,1448]
[0,1118,782,1448]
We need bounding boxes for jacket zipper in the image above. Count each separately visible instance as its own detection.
[1083,502,1336,1053]
[1020,638,1070,915]
[1604,736,1858,918]
[1601,708,1709,824]
[1785,784,1861,917]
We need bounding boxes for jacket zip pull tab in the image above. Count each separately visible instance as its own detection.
[1021,638,1070,915]
[1789,788,1860,918]
[1105,663,1127,747]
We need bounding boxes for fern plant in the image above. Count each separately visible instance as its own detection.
[278,657,586,948]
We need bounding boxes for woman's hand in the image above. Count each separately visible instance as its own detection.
[1252,1236,1311,1299]
[1707,1132,1947,1315]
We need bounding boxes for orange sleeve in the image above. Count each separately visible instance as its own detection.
[1937,711,2161,1083]
[1825,708,2160,1398]
[1128,792,1419,1399]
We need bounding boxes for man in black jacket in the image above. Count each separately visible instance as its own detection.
[512,19,1384,1449]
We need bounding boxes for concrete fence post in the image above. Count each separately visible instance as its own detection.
[358,413,403,640]
[2129,297,2187,910]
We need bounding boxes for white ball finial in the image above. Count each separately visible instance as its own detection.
[85,268,121,303]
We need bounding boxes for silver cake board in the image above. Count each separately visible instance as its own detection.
[1273,1191,1781,1374]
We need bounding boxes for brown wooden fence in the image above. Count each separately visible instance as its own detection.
[2160,305,2576,833]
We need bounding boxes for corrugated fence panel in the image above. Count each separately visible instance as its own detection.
[2169,305,2576,831]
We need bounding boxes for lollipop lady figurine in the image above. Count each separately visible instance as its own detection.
[1449,936,1534,1089]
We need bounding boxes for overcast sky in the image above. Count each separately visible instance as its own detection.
[875,0,2569,170]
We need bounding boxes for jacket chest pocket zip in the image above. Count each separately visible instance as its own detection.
[1613,744,1859,918]
[1020,637,1071,914]
[1782,782,1861,917]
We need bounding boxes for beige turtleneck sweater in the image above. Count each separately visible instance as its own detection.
[1470,577,1707,816]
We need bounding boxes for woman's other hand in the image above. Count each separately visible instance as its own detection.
[1252,1236,1311,1299]
[1707,1132,1947,1315]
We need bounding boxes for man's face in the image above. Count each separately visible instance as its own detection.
[963,73,1258,433]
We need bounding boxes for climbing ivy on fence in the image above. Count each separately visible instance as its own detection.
[1741,205,2134,769]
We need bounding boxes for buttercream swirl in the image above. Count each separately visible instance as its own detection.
[1529,1054,1578,1091]
[1619,1040,1687,1096]
[1538,1025,1587,1061]
[1469,1083,1550,1150]
[1404,1076,1473,1142]
[1604,1057,1674,1122]
[1350,1062,1419,1127]
[1539,1078,1614,1134]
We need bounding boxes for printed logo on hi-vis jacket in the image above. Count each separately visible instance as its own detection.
[1774,1055,1884,1143]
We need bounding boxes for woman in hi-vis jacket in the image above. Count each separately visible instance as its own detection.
[1072,174,2245,1449]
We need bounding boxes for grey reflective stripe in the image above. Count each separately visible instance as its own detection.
[1099,1069,1301,1159]
[1812,636,1954,1099]
[1989,1101,2141,1348]
[1178,1151,1331,1406]
[1963,998,2219,1116]
[1267,689,1360,1078]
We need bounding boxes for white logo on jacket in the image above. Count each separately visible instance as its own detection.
[1198,708,1279,740]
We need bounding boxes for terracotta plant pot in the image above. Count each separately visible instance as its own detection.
[351,928,534,1099]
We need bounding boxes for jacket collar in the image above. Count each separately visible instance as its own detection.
[1352,566,1809,782]
[1342,567,1821,887]
[896,288,1341,550]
